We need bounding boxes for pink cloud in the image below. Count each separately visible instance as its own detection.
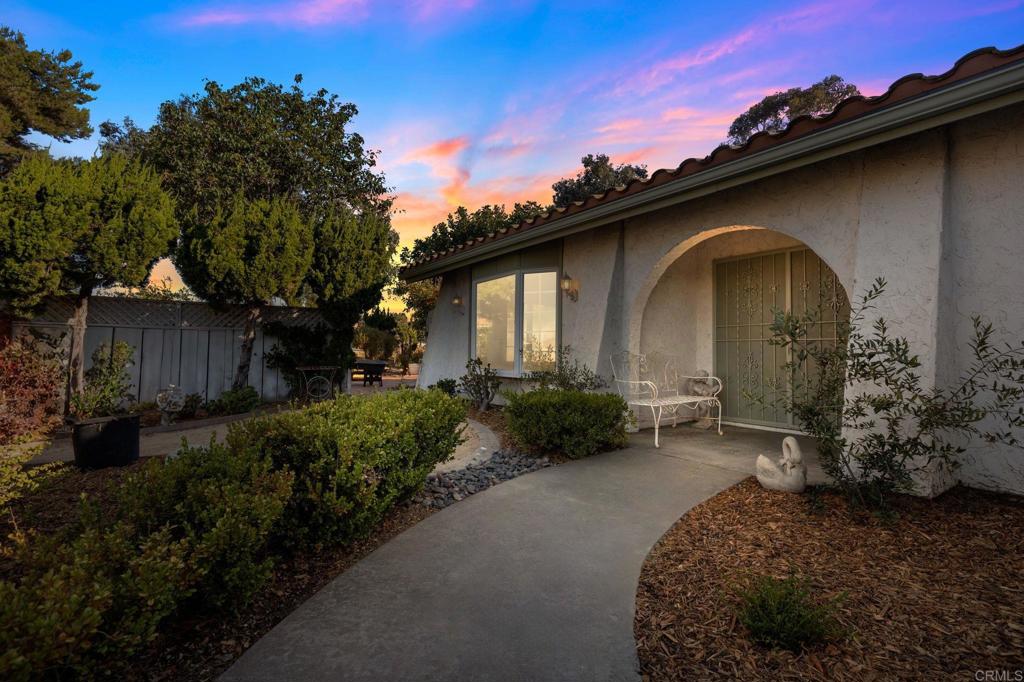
[409,136,471,160]
[612,0,876,97]
[178,0,477,28]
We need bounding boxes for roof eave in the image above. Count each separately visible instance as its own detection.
[402,58,1024,282]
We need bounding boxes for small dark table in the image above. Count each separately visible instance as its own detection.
[353,359,387,387]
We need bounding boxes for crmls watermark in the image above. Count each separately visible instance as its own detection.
[975,671,1024,682]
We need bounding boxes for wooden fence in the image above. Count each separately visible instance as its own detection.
[9,297,323,404]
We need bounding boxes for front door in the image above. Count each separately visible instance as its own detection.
[713,248,847,429]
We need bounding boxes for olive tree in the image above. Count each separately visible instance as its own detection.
[0,153,176,398]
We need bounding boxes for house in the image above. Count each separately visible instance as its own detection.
[400,45,1024,496]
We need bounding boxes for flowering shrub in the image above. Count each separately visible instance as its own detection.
[0,336,62,445]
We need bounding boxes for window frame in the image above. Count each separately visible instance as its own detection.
[470,267,561,378]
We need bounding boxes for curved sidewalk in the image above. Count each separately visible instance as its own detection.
[223,437,747,682]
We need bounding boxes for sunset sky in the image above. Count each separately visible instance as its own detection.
[10,1,1024,306]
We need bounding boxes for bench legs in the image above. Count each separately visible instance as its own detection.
[650,404,663,448]
[641,399,723,448]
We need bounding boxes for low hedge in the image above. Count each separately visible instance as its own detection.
[504,389,629,459]
[0,441,290,680]
[228,388,466,549]
[0,388,465,680]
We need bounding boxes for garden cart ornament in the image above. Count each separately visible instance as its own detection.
[756,436,807,493]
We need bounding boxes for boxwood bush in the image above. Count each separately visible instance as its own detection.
[0,388,464,680]
[505,389,629,459]
[228,388,466,549]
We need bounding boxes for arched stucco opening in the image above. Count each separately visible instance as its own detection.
[629,225,850,429]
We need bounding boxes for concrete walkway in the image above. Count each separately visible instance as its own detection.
[222,434,750,682]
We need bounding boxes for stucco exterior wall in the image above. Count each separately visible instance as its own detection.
[639,229,803,374]
[420,102,1024,494]
[417,268,470,388]
[939,105,1024,494]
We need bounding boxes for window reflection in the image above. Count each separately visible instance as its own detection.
[523,272,558,373]
[474,275,516,372]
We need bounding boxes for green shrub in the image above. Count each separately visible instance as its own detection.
[229,388,465,549]
[118,441,293,607]
[525,346,606,391]
[459,358,501,411]
[178,392,204,419]
[207,385,261,416]
[69,341,136,418]
[429,378,458,397]
[750,277,1024,510]
[0,439,292,679]
[505,389,629,459]
[735,574,845,652]
[0,520,193,680]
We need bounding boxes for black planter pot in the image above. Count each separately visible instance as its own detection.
[69,414,141,469]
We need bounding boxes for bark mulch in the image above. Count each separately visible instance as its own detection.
[634,478,1024,681]
[467,405,512,449]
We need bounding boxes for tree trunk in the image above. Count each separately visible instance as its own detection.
[66,283,92,409]
[233,304,261,391]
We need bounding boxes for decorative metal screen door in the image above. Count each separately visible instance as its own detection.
[713,248,848,429]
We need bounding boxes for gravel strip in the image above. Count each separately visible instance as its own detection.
[416,449,552,508]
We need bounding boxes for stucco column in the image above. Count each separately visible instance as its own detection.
[561,223,625,379]
[850,129,953,495]
[417,268,471,388]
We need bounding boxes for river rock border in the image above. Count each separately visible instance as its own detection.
[416,450,553,508]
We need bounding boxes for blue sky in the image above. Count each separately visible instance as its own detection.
[9,0,1024,254]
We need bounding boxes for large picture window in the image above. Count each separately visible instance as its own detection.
[473,270,559,376]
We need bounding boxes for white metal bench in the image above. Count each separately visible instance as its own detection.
[609,351,723,447]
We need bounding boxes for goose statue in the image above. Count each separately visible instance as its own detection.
[755,436,807,493]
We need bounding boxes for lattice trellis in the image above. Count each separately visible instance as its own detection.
[15,296,324,330]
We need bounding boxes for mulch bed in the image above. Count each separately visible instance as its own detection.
[634,478,1024,681]
[467,405,512,449]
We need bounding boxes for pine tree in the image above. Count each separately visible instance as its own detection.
[0,27,99,175]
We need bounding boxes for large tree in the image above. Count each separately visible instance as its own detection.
[105,75,396,385]
[727,75,860,146]
[551,153,648,208]
[0,27,99,175]
[177,195,313,389]
[307,207,396,367]
[0,152,177,398]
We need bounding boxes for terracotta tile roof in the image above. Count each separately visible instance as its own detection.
[403,44,1024,274]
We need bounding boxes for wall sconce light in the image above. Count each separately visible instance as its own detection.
[560,273,579,302]
[451,293,465,315]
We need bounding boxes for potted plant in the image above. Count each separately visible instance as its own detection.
[68,341,140,469]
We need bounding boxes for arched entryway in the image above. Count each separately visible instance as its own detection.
[630,226,849,430]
